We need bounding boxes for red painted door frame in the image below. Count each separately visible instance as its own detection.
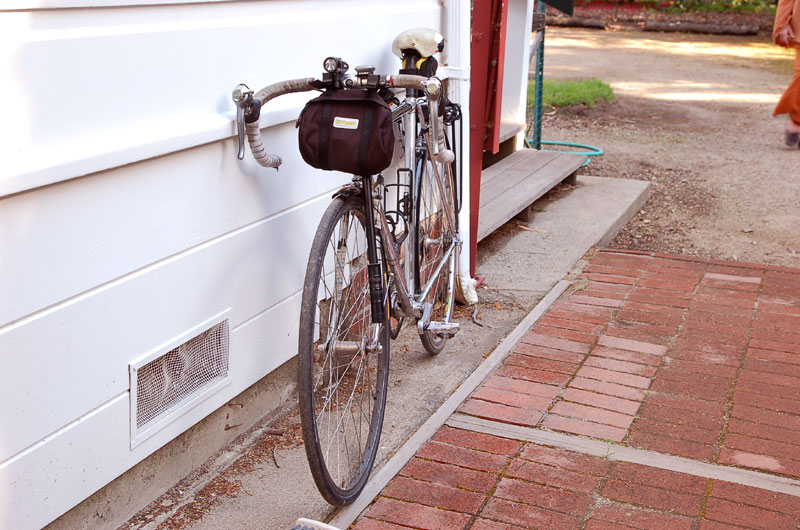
[469,0,509,276]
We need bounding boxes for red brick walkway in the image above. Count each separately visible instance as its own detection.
[351,249,800,529]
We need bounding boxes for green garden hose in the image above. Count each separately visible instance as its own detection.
[525,137,604,166]
[529,0,603,167]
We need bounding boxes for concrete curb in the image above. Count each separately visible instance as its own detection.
[593,176,650,247]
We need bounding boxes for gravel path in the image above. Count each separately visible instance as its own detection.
[542,27,800,266]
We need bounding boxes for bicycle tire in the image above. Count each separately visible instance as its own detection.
[298,194,390,506]
[415,149,459,355]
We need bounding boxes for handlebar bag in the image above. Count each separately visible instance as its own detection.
[298,88,395,176]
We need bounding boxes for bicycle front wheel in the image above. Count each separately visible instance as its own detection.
[416,150,459,355]
[298,194,390,506]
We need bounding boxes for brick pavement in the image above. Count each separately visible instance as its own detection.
[351,249,800,529]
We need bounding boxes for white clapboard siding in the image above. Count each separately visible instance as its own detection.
[1,1,445,527]
[0,190,329,463]
[0,122,344,327]
[0,291,304,530]
[1,2,440,327]
[0,0,441,196]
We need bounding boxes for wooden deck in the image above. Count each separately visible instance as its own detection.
[477,149,588,241]
[498,120,526,143]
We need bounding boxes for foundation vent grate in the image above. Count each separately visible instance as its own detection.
[134,320,229,431]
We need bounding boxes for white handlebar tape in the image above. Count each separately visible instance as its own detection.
[388,74,427,90]
[246,77,315,169]
[434,117,455,164]
[246,121,282,168]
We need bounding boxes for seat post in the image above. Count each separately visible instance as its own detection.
[399,49,424,98]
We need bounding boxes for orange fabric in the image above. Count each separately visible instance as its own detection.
[774,0,800,48]
[774,49,800,123]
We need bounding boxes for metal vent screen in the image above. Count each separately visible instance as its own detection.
[133,319,229,433]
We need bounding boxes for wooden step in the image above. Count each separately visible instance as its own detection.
[477,149,588,241]
[498,120,526,143]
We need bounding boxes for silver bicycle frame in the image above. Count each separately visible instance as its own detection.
[375,94,460,327]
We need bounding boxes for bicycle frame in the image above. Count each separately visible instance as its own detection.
[249,41,461,506]
[374,95,461,334]
[232,65,460,339]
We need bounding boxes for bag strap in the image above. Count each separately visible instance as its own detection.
[357,104,374,176]
[318,102,333,168]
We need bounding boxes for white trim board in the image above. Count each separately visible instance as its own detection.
[2,0,240,9]
[0,103,309,200]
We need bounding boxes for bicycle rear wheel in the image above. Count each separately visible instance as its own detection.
[298,193,390,506]
[415,150,458,355]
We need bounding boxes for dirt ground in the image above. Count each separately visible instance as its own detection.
[542,27,800,266]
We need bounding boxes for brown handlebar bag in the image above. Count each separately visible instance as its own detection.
[298,88,395,176]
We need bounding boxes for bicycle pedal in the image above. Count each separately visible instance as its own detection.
[425,321,460,336]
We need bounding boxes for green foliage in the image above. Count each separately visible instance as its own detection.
[661,0,775,13]
[528,78,615,109]
[578,0,777,13]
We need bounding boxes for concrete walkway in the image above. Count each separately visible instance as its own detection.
[344,249,800,529]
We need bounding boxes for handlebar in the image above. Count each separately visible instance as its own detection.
[232,78,315,168]
[232,72,450,170]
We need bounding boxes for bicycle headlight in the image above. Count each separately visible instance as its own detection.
[323,57,347,73]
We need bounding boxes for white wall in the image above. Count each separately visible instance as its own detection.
[500,0,535,145]
[0,1,446,528]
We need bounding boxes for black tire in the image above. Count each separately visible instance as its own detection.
[416,150,459,355]
[298,194,390,506]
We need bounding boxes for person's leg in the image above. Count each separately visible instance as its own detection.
[779,50,800,145]
[773,50,800,143]
[786,124,800,147]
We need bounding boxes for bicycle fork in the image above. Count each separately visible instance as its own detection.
[361,175,388,325]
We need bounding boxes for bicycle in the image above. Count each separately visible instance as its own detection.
[232,29,463,506]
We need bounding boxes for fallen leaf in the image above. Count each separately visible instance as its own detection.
[517,223,549,233]
[494,302,504,310]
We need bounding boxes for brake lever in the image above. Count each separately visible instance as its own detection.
[232,84,254,160]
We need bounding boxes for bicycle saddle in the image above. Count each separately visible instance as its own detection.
[391,28,444,59]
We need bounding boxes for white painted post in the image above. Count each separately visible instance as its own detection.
[444,0,478,304]
[502,0,536,151]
